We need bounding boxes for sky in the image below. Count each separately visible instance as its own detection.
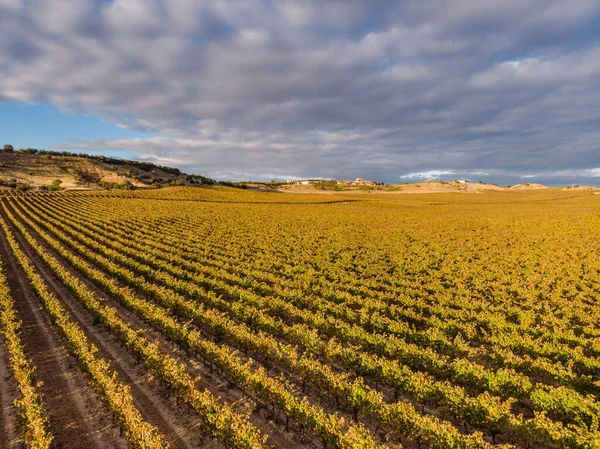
[0,1,599,185]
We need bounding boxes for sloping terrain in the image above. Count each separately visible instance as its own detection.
[278,180,549,194]
[0,149,213,190]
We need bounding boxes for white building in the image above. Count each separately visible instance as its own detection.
[288,179,324,185]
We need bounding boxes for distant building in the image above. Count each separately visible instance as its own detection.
[288,179,324,185]
[352,177,376,186]
[288,177,377,186]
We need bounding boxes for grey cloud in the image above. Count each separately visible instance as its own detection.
[1,0,599,183]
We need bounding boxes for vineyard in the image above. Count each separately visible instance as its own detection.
[0,186,598,449]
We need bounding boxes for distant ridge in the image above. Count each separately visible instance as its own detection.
[0,146,215,191]
[509,183,548,190]
[277,180,554,194]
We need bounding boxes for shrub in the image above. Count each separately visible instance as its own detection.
[314,181,342,191]
[47,179,63,191]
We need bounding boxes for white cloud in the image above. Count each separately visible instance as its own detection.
[401,170,456,180]
[0,0,599,183]
[520,168,600,179]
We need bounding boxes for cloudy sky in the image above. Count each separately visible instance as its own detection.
[1,1,599,184]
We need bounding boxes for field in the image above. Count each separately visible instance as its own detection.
[0,186,599,449]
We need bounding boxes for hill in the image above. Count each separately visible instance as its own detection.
[277,180,551,194]
[0,147,214,191]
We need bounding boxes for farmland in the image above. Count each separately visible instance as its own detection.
[0,187,599,449]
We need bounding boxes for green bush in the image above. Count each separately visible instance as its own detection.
[314,181,343,191]
[47,179,63,191]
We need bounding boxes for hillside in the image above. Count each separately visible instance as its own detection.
[0,148,214,190]
[277,180,552,194]
[1,148,596,195]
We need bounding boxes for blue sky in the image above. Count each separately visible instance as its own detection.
[0,102,145,158]
[1,1,599,184]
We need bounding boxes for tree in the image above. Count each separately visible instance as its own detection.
[3,144,14,152]
[478,180,484,184]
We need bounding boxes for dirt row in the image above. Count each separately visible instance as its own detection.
[0,220,126,449]
[7,197,426,448]
[20,196,459,444]
[1,203,314,449]
[0,329,22,448]
[0,208,218,448]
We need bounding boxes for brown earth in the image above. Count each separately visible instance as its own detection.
[509,183,548,190]
[5,199,316,449]
[0,220,127,449]
[12,196,454,448]
[1,205,209,449]
[0,152,196,190]
[99,173,147,187]
[0,329,23,448]
[0,152,133,189]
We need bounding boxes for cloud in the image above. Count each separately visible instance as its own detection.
[401,170,456,180]
[1,0,599,183]
[519,168,600,179]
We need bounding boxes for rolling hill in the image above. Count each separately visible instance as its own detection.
[0,147,214,190]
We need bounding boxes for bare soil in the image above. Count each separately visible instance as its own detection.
[9,200,416,448]
[0,223,127,449]
[6,200,320,449]
[509,183,548,190]
[0,331,23,448]
[1,209,208,449]
[99,174,148,188]
[0,152,184,190]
